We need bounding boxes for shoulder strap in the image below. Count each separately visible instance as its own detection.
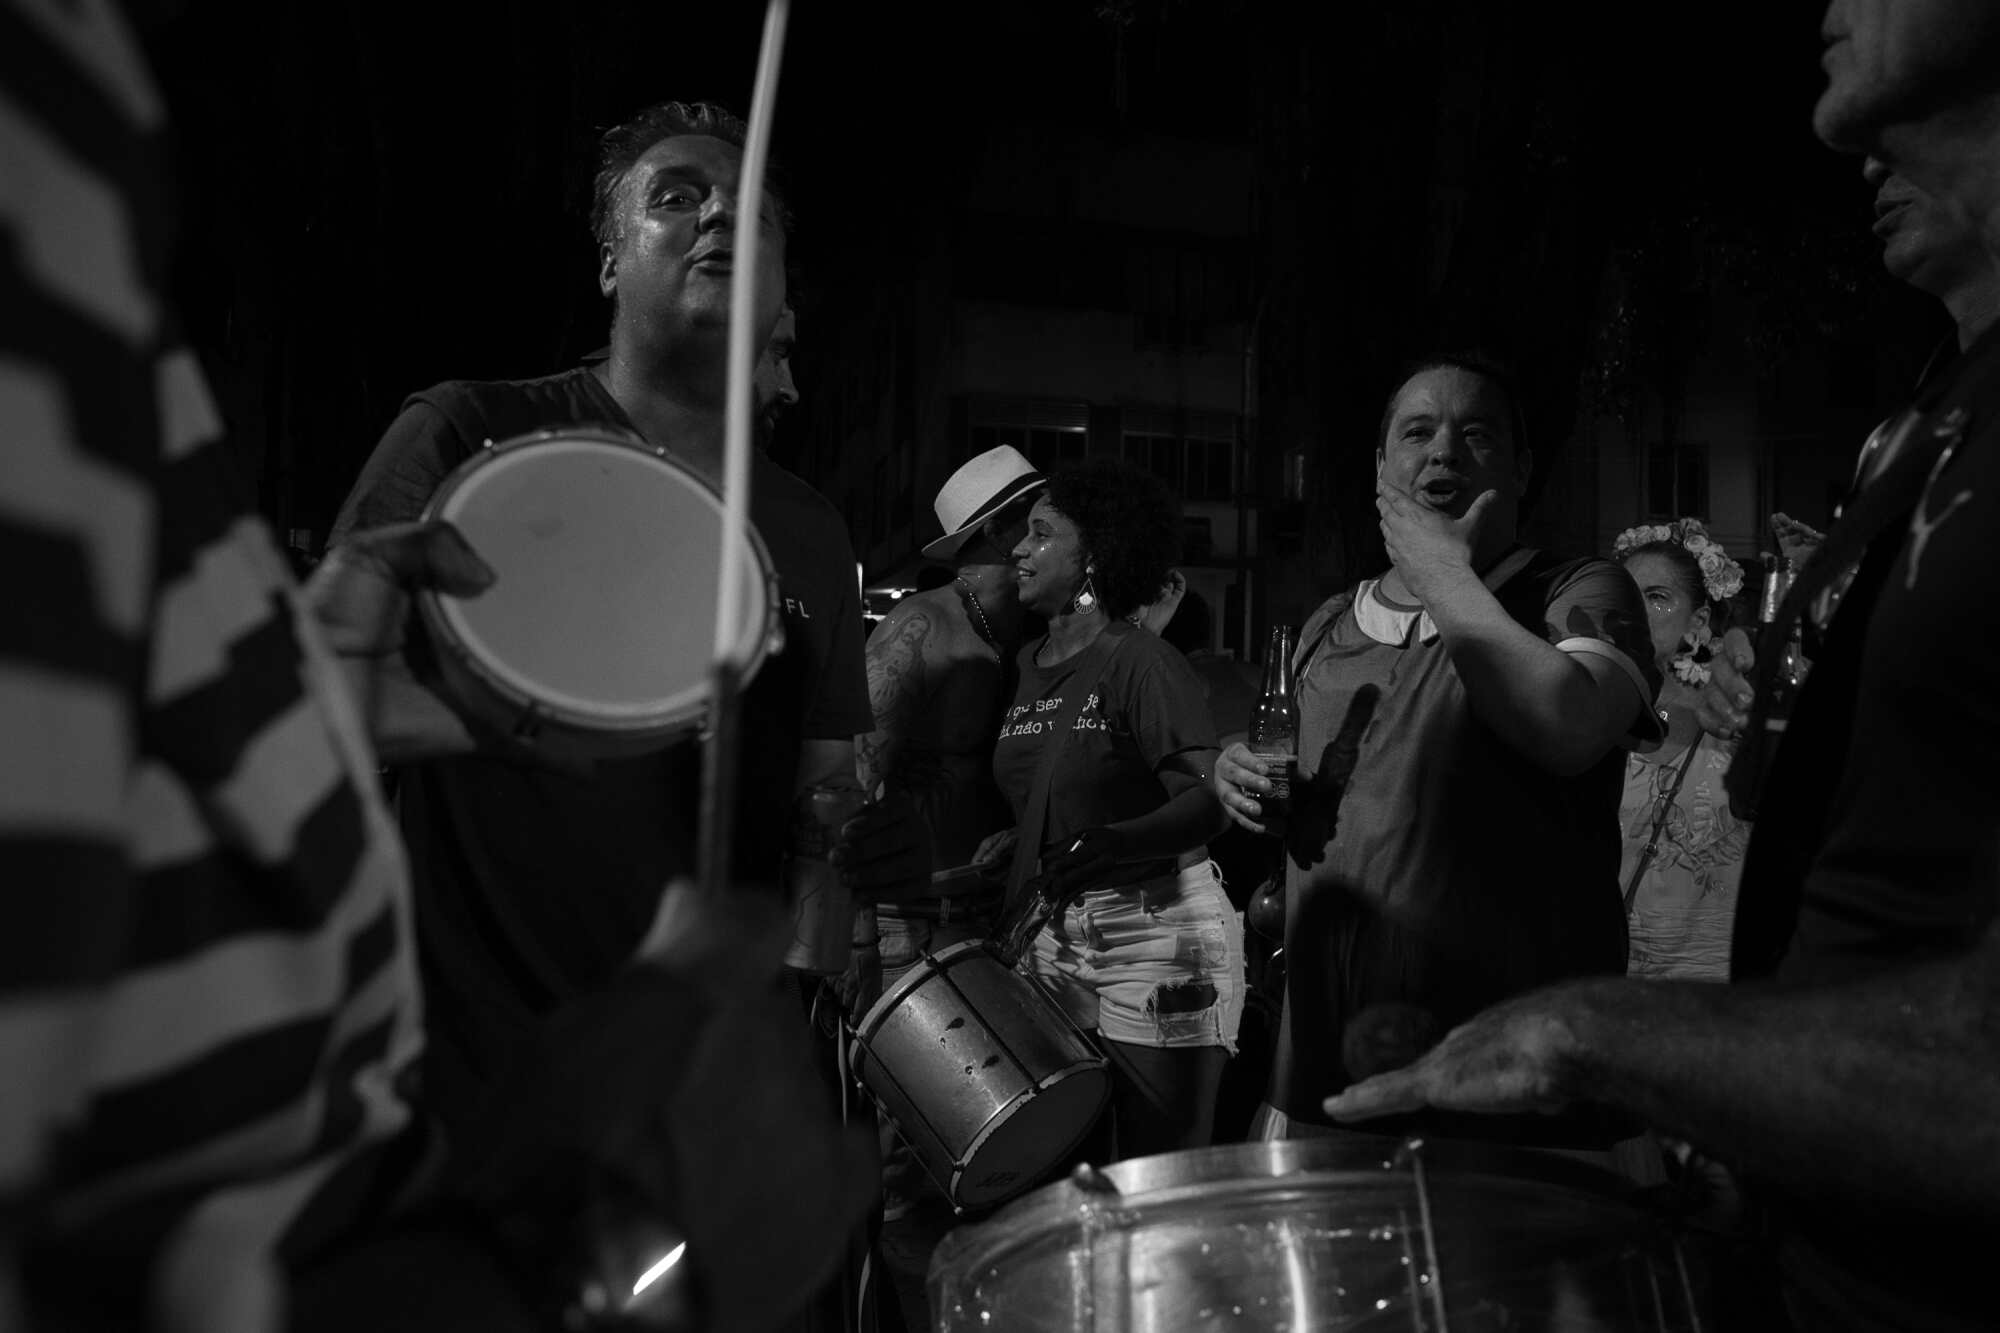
[1005,623,1134,913]
[1484,545,1541,593]
[1728,394,1973,816]
[1292,590,1357,681]
[1623,740,1701,914]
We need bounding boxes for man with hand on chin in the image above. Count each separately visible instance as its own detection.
[1211,354,1659,1149]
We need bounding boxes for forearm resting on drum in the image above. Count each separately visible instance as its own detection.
[1539,949,2000,1220]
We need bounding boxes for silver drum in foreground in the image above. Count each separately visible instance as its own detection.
[929,1136,1702,1331]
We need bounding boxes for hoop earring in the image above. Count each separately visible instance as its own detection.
[1070,576,1098,615]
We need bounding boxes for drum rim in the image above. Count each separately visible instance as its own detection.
[850,936,1002,1041]
[949,1060,1111,1208]
[1096,1132,1638,1200]
[415,427,782,732]
[931,1132,1669,1295]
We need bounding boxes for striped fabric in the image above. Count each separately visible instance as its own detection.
[3,3,425,1328]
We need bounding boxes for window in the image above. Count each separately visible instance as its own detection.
[1122,431,1180,486]
[970,424,1087,471]
[968,399,1090,471]
[1127,245,1249,350]
[1647,441,1709,520]
[953,216,1124,311]
[1121,409,1239,502]
[1183,412,1239,502]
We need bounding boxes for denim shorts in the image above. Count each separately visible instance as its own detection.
[1025,860,1244,1053]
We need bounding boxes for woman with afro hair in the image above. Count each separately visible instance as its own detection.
[977,456,1244,1157]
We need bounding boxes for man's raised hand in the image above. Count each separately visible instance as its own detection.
[1375,476,1495,604]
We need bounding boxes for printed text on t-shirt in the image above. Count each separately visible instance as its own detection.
[999,693,1105,738]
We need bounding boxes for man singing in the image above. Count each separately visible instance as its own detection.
[330,100,912,1151]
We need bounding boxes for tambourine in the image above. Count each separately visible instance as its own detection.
[418,428,782,761]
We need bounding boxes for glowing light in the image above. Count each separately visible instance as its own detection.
[631,1242,688,1297]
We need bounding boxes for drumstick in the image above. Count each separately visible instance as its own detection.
[699,0,791,898]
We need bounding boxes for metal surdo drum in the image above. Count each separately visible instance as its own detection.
[931,1136,1703,1331]
[417,429,781,760]
[850,940,1111,1211]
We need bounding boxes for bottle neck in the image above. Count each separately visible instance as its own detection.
[1758,562,1792,625]
[1260,626,1296,695]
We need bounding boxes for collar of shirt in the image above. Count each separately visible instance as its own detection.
[1353,547,1538,646]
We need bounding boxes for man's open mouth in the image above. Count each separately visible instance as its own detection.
[1419,478,1467,507]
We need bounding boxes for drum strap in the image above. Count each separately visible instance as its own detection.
[1005,622,1133,916]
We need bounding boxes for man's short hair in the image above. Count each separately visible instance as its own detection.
[589,100,795,248]
[1376,350,1530,458]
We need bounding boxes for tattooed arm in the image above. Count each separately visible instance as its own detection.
[856,601,933,793]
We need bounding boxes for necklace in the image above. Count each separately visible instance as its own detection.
[1625,739,1700,915]
[956,576,1000,649]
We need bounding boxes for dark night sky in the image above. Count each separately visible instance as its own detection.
[133,0,1940,550]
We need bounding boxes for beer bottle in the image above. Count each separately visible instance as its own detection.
[1247,624,1300,835]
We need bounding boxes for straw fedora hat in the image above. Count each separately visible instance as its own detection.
[921,446,1046,560]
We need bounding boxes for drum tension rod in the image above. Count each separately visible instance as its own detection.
[1393,1138,1451,1333]
[1067,1163,1121,1197]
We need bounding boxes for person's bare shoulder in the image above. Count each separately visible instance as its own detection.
[865,588,972,691]
[875,585,983,667]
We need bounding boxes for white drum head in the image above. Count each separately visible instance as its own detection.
[425,431,773,731]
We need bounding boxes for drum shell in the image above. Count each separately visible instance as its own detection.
[930,1135,1702,1332]
[851,941,1109,1211]
[421,621,706,763]
[414,429,781,763]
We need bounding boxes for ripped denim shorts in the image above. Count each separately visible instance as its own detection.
[1025,859,1244,1053]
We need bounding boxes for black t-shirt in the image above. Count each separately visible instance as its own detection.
[991,625,1218,880]
[1730,330,2000,1332]
[330,368,871,1128]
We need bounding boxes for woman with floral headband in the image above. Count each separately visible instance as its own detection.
[1612,518,1751,981]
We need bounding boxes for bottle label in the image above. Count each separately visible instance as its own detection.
[1250,748,1297,802]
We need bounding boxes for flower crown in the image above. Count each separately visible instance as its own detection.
[1613,517,1745,603]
